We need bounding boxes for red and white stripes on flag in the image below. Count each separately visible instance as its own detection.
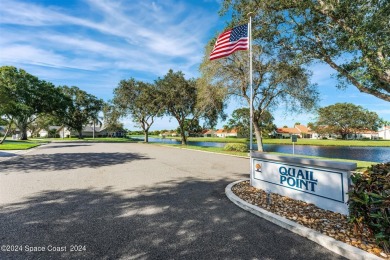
[209,24,249,61]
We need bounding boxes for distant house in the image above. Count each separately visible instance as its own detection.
[57,126,72,138]
[310,126,380,140]
[215,128,239,138]
[82,125,105,137]
[202,129,215,137]
[378,126,390,140]
[160,131,178,137]
[56,125,100,138]
[1,126,20,138]
[346,130,379,140]
[274,127,300,138]
[0,126,6,136]
[56,125,125,138]
[105,129,126,137]
[35,126,61,138]
[272,125,312,139]
[294,125,312,138]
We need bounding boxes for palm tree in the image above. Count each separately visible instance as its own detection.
[379,118,390,140]
[89,114,103,139]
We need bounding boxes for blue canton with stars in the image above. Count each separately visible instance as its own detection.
[229,24,248,42]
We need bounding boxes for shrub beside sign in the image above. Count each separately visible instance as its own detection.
[251,152,357,215]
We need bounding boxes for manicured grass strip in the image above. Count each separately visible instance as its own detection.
[154,143,376,172]
[177,136,248,143]
[166,144,248,157]
[34,137,135,143]
[78,137,134,142]
[0,140,41,150]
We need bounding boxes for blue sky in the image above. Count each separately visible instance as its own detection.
[1,0,389,130]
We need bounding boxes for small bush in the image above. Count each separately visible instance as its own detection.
[348,163,390,252]
[223,143,248,152]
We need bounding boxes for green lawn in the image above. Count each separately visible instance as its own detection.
[0,137,134,150]
[180,136,248,143]
[34,137,135,143]
[0,140,44,150]
[153,143,378,172]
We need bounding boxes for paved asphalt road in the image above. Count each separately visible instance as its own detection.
[0,142,345,259]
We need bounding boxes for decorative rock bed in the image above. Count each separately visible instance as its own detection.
[232,180,389,259]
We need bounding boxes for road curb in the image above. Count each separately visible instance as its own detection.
[152,143,249,159]
[225,179,382,260]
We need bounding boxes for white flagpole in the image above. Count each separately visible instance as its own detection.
[249,15,253,183]
[249,18,253,152]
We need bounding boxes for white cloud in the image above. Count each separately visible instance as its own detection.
[0,0,218,80]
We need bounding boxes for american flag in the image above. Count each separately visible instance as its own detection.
[209,24,249,61]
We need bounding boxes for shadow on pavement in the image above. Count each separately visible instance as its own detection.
[0,152,151,172]
[0,178,345,260]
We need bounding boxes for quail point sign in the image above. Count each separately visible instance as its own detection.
[251,152,357,215]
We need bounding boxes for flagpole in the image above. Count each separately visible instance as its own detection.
[248,14,253,184]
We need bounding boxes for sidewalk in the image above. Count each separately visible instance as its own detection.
[0,150,35,162]
[0,150,22,161]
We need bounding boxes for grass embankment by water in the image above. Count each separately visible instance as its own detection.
[136,136,388,171]
[140,135,390,147]
[41,137,135,143]
[152,143,378,172]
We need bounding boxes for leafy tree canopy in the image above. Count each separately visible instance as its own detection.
[156,69,225,145]
[102,102,124,133]
[315,102,380,139]
[28,114,59,138]
[200,43,319,151]
[224,107,275,138]
[60,86,103,139]
[0,66,70,141]
[176,118,203,136]
[113,78,162,142]
[220,0,390,101]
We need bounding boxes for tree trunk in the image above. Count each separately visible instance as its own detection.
[180,124,187,145]
[93,121,95,139]
[253,120,264,152]
[0,120,13,144]
[78,130,83,139]
[144,130,149,143]
[20,124,28,140]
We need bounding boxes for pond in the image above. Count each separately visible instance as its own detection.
[134,137,390,163]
